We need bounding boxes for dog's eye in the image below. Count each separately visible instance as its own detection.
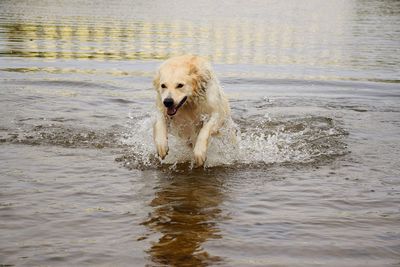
[176,83,184,89]
[161,84,167,89]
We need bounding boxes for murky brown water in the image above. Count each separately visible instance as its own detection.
[1,0,400,266]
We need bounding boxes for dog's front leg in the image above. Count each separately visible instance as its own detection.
[153,112,168,160]
[193,112,221,166]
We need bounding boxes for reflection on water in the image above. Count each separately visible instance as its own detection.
[1,0,400,266]
[0,0,399,78]
[142,171,226,266]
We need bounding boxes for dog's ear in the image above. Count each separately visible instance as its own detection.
[189,58,212,95]
[153,69,160,90]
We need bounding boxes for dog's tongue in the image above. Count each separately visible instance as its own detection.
[167,107,177,116]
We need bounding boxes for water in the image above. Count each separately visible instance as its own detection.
[1,0,399,266]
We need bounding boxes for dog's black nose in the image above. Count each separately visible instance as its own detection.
[163,98,174,108]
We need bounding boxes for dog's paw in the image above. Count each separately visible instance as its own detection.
[193,146,207,167]
[156,143,169,160]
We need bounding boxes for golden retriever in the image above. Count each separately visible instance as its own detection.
[153,55,232,167]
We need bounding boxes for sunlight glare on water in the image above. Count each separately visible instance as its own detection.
[0,0,400,266]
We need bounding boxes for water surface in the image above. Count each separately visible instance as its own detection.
[1,0,400,266]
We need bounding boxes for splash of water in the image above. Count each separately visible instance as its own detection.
[119,111,348,169]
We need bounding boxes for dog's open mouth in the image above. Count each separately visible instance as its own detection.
[167,96,187,116]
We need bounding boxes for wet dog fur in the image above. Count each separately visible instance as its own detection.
[153,55,231,167]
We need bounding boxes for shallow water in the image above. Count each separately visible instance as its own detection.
[1,0,400,266]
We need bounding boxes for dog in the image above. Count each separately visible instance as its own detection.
[153,55,232,167]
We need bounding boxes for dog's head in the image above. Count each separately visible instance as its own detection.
[153,55,212,116]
